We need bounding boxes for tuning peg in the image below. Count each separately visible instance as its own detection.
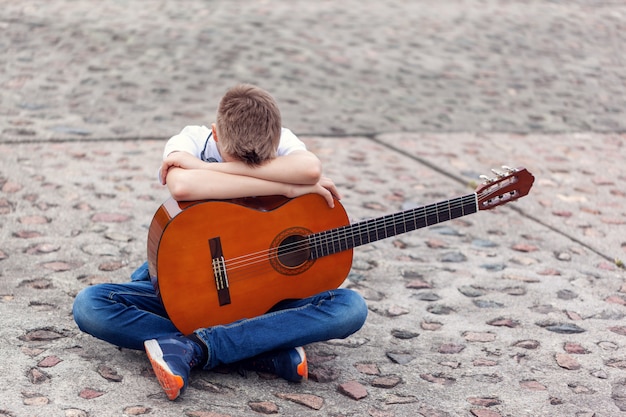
[491,168,505,177]
[480,174,493,183]
[502,165,514,172]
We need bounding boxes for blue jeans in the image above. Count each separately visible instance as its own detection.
[72,262,368,370]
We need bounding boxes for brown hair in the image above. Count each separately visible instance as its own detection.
[215,84,282,166]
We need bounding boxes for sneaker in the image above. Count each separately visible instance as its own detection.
[243,346,308,382]
[144,336,200,400]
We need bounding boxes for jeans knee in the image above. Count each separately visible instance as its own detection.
[333,289,368,336]
[72,286,101,333]
[348,290,368,327]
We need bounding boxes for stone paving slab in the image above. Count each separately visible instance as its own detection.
[2,0,625,142]
[1,135,625,417]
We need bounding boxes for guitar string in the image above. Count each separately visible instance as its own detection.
[227,184,519,275]
[198,180,520,288]
[210,172,516,280]
[222,193,479,274]
[224,193,478,271]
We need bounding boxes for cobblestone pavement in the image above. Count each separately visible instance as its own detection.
[1,1,626,417]
[2,0,625,140]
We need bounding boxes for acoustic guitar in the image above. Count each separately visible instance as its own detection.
[147,166,534,334]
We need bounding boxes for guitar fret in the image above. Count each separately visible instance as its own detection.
[381,215,390,240]
[373,218,380,243]
[335,229,343,253]
[437,200,451,223]
[405,211,415,233]
[450,196,464,219]
[467,194,478,215]
[312,233,323,258]
[339,226,349,252]
[324,230,332,257]
[367,221,376,245]
[395,213,405,235]
[425,203,438,226]
[416,205,427,229]
[395,213,403,234]
[309,233,319,260]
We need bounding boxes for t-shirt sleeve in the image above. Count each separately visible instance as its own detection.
[277,128,307,156]
[162,125,211,159]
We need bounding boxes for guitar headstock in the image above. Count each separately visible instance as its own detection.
[476,166,535,211]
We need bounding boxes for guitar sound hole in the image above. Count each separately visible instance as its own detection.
[277,234,310,268]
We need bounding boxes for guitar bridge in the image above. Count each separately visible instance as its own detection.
[209,237,231,306]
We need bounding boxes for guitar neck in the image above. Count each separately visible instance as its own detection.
[308,193,478,260]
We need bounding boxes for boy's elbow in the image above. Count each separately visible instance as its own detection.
[306,164,323,184]
[166,170,194,201]
[167,182,192,201]
[302,158,323,184]
[285,151,323,184]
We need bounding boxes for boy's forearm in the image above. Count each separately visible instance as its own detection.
[206,151,322,185]
[166,168,292,201]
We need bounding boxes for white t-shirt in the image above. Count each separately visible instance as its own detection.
[163,125,307,162]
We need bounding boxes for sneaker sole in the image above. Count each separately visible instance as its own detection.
[144,339,185,400]
[295,346,308,381]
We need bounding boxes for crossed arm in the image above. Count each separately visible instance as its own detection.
[160,150,341,207]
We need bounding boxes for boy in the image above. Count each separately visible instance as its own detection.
[72,84,368,400]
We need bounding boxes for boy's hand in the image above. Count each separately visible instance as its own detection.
[288,176,341,208]
[160,152,205,185]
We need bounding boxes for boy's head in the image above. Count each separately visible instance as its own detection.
[214,84,282,166]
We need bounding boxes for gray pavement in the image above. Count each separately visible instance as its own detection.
[1,1,625,416]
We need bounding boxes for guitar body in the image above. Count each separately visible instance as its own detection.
[147,194,353,334]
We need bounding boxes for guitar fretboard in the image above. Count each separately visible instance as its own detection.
[308,193,478,260]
